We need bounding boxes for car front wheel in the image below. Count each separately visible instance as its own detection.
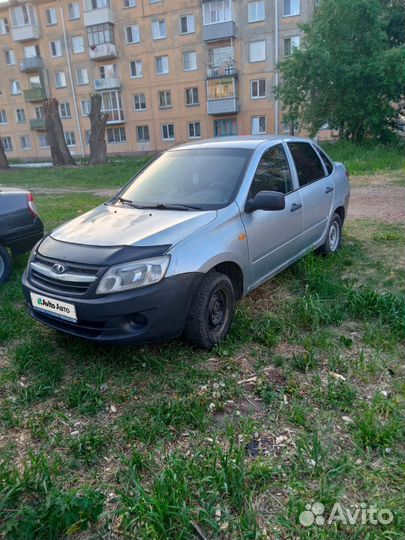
[317,213,343,255]
[0,245,12,284]
[184,271,235,349]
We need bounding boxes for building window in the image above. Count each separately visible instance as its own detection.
[185,87,199,106]
[125,24,140,44]
[81,99,91,116]
[34,106,44,119]
[283,36,300,56]
[183,51,197,71]
[248,1,265,22]
[107,127,126,143]
[16,109,26,123]
[10,80,22,95]
[50,40,62,57]
[0,110,7,124]
[161,123,175,141]
[55,72,67,88]
[89,0,111,9]
[76,68,89,85]
[123,0,136,7]
[20,135,31,150]
[46,7,57,25]
[203,0,233,24]
[11,5,35,27]
[64,132,76,147]
[250,79,266,99]
[155,56,169,74]
[0,17,9,34]
[152,19,166,40]
[72,35,85,53]
[133,93,146,111]
[129,60,143,78]
[1,137,13,152]
[249,40,266,62]
[214,119,237,137]
[99,64,116,78]
[39,134,49,148]
[136,125,149,142]
[188,121,201,139]
[284,0,300,16]
[180,15,195,34]
[251,116,266,134]
[85,130,91,145]
[68,3,80,20]
[24,44,40,58]
[207,78,236,100]
[5,49,16,65]
[87,23,115,46]
[59,102,72,118]
[158,90,172,109]
[101,91,124,122]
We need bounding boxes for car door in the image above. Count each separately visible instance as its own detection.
[287,141,334,246]
[241,143,304,288]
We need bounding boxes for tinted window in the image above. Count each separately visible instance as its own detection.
[249,144,293,198]
[288,142,325,186]
[315,145,334,175]
[121,148,253,210]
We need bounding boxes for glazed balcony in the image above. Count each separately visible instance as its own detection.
[24,87,49,102]
[203,21,236,42]
[20,56,44,72]
[94,77,121,91]
[29,118,46,130]
[89,42,117,60]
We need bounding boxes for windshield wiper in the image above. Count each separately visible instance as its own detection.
[114,197,147,209]
[152,203,203,211]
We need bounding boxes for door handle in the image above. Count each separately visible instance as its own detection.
[325,186,334,193]
[290,202,302,212]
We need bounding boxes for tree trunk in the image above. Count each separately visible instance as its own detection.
[44,98,75,166]
[0,138,9,170]
[89,93,109,165]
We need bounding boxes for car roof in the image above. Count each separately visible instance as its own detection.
[169,135,315,151]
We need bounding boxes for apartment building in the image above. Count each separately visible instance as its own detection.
[0,0,311,159]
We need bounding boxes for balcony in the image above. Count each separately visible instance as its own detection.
[20,56,44,72]
[89,42,117,60]
[207,97,239,115]
[29,118,46,130]
[207,63,237,78]
[24,87,49,102]
[203,21,236,42]
[11,23,40,42]
[94,77,121,91]
[84,7,114,26]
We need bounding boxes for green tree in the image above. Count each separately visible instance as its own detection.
[276,0,405,141]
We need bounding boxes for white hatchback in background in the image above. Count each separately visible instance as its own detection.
[23,136,350,349]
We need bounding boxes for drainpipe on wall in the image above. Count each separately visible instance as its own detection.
[274,0,280,134]
[59,0,85,158]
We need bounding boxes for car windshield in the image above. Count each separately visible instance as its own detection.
[119,148,253,210]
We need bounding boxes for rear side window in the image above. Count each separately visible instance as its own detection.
[316,146,334,175]
[249,144,293,198]
[288,142,325,187]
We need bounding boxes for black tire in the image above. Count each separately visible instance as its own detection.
[317,213,343,255]
[0,245,12,284]
[184,271,235,349]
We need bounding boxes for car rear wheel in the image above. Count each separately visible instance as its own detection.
[0,245,12,284]
[317,213,342,255]
[184,271,235,349]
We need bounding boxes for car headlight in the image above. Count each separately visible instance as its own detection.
[96,256,170,295]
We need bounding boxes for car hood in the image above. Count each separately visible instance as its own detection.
[50,204,217,247]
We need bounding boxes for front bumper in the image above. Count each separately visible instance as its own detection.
[22,271,203,343]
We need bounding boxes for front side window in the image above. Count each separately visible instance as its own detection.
[288,142,325,186]
[315,145,334,175]
[249,40,266,62]
[249,144,293,198]
[120,147,252,210]
[248,0,265,22]
[203,0,233,24]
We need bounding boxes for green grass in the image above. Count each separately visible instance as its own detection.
[0,162,404,539]
[321,140,405,175]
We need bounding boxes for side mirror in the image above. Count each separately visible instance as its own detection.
[245,191,286,213]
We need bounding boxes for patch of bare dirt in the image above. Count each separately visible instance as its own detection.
[349,173,405,223]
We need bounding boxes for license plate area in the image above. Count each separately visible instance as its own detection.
[30,292,77,323]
